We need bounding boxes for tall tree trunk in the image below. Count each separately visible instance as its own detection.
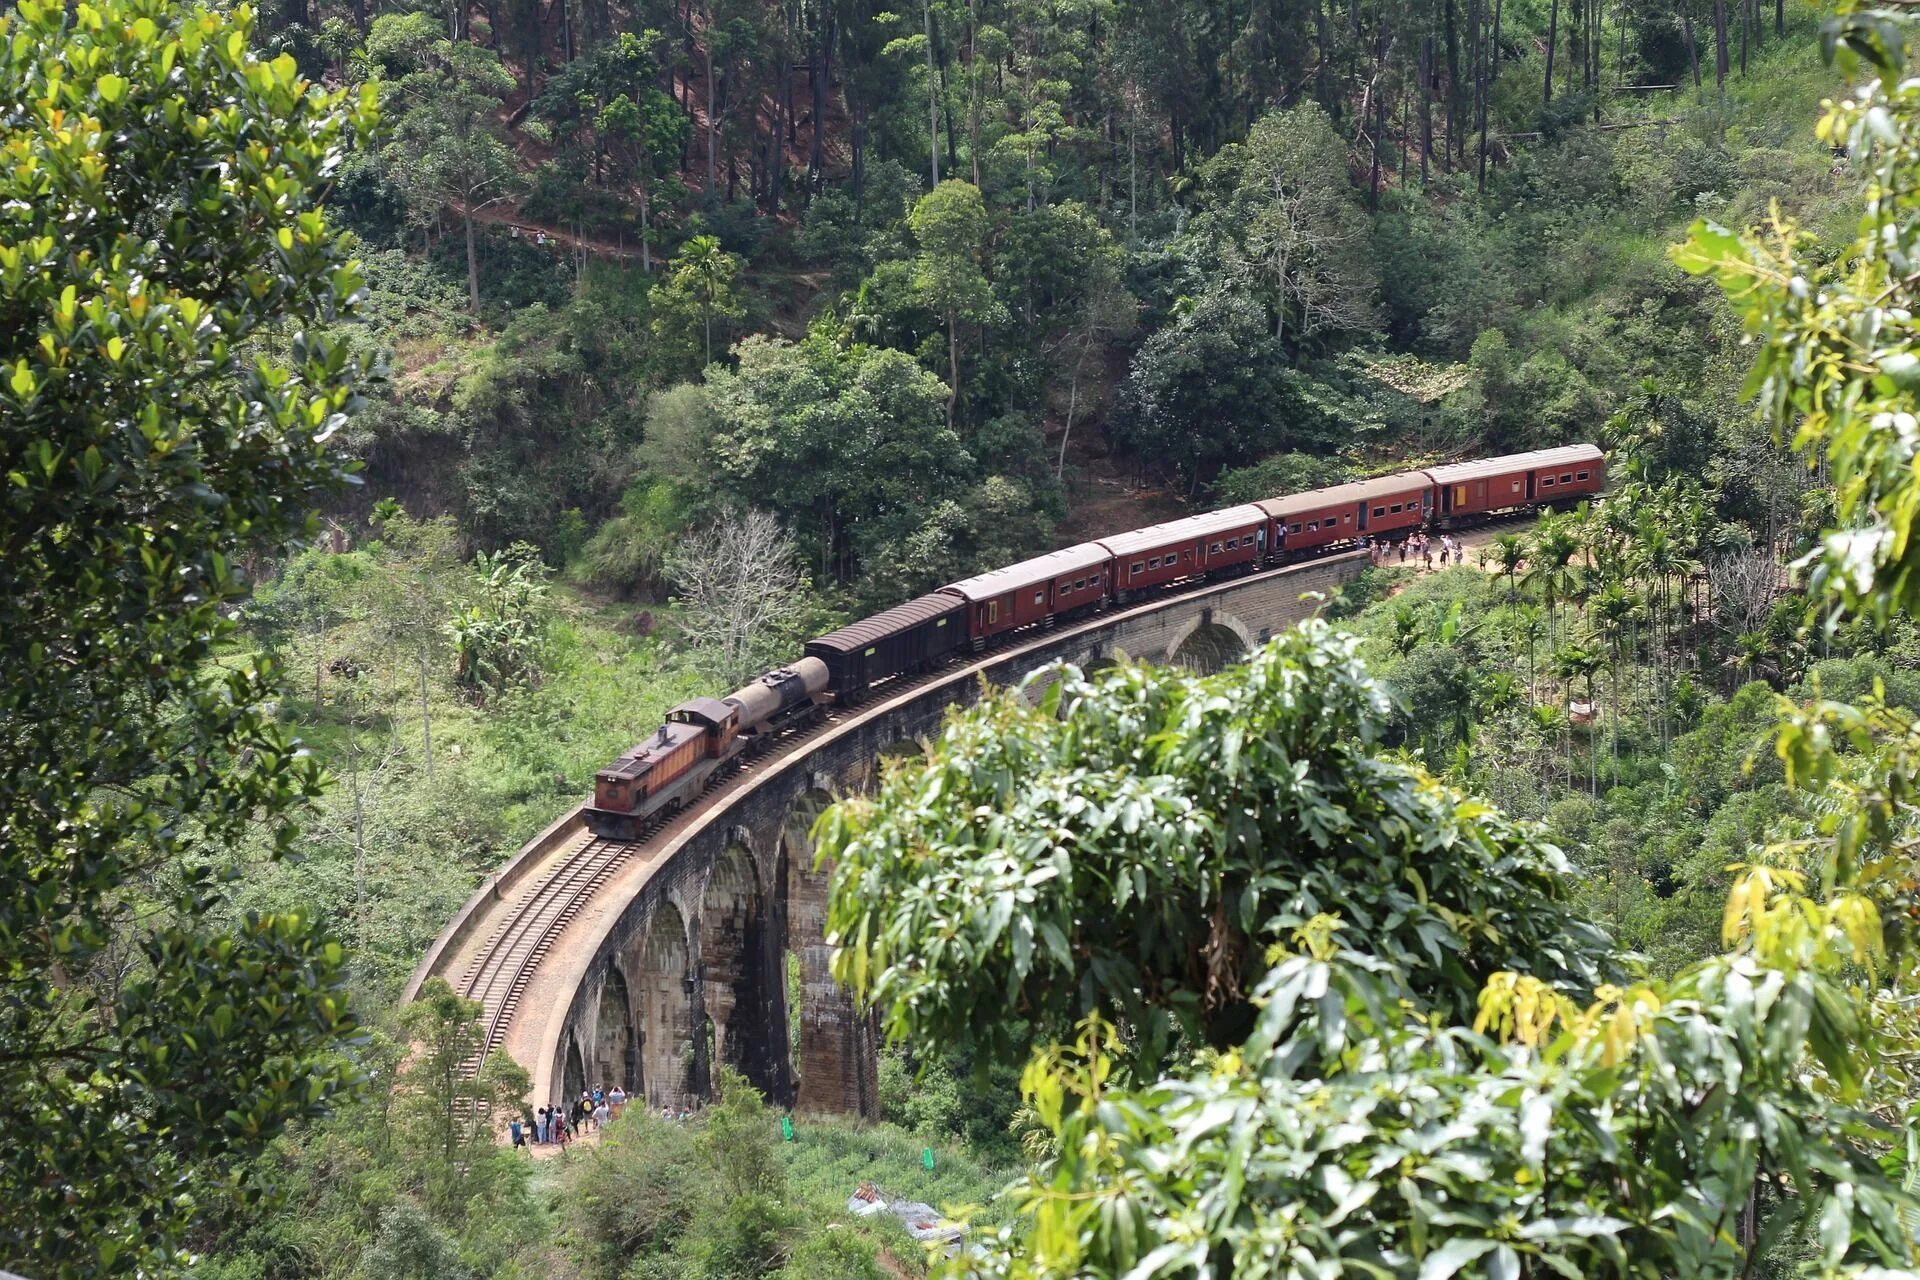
[1683,0,1701,89]
[464,208,481,315]
[1712,0,1728,93]
[1543,0,1558,102]
[1444,0,1459,164]
[1479,0,1500,189]
[924,0,940,186]
[1421,35,1434,183]
[706,42,719,195]
[945,311,959,430]
[968,0,983,185]
[1317,0,1335,114]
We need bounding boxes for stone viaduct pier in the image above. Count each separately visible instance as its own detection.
[406,551,1366,1116]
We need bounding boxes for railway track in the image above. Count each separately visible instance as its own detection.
[437,524,1544,1080]
[445,663,956,1075]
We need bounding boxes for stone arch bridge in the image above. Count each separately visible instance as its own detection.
[406,551,1366,1116]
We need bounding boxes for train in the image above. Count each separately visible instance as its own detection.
[584,443,1604,838]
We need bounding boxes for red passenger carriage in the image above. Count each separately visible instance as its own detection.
[1426,444,1604,521]
[1260,471,1433,555]
[1096,506,1268,600]
[942,544,1112,644]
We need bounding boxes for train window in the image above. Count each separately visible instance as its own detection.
[1541,476,1555,487]
[1148,557,1161,569]
[1184,550,1193,559]
[1343,515,1352,523]
[1073,578,1086,590]
[865,646,877,656]
[936,618,947,627]
[1210,542,1223,554]
[987,601,998,624]
[1512,481,1522,493]
[1373,506,1386,517]
[1561,473,1572,483]
[1390,504,1402,513]
[1033,591,1044,605]
[1288,522,1301,533]
[1091,571,1102,584]
[1132,560,1145,574]
[1577,470,1590,481]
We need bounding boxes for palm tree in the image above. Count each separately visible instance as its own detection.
[1513,604,1546,703]
[1492,532,1526,600]
[1526,513,1582,651]
[1552,641,1602,795]
[1591,583,1639,786]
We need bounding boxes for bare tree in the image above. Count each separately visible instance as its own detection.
[666,508,809,685]
[1707,544,1780,639]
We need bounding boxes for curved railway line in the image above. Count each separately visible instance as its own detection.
[443,661,955,1070]
[423,514,1540,1081]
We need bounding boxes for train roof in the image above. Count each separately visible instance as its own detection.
[1257,470,1434,518]
[1425,445,1603,485]
[598,720,706,778]
[1094,505,1268,558]
[669,696,737,726]
[942,543,1110,601]
[806,591,965,655]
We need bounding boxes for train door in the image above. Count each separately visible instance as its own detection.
[1526,471,1536,500]
[1357,503,1369,532]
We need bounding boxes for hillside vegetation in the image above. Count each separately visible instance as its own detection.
[15,0,1920,1274]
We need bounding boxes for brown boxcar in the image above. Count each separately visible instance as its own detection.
[942,543,1112,643]
[1259,471,1434,554]
[1425,445,1605,520]
[1096,505,1268,598]
[804,592,968,697]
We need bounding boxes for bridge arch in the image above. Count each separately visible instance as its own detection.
[633,902,692,1108]
[593,962,636,1095]
[1166,609,1253,675]
[700,840,781,1096]
[563,1034,586,1106]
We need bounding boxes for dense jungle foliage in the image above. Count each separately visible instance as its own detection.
[8,0,1920,1271]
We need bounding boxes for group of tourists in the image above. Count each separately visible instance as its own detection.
[508,1084,631,1151]
[1364,531,1463,570]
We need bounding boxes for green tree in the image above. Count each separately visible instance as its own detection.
[704,328,971,584]
[652,234,746,371]
[1218,102,1376,348]
[536,31,691,270]
[817,627,1917,1279]
[374,18,519,315]
[0,0,374,1271]
[1111,292,1293,493]
[907,180,1003,429]
[394,980,534,1219]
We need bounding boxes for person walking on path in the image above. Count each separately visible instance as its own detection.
[509,1117,527,1153]
[554,1109,570,1147]
[1420,536,1433,571]
[1397,538,1409,564]
[534,1106,547,1145]
[610,1085,627,1119]
[594,1097,611,1131]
